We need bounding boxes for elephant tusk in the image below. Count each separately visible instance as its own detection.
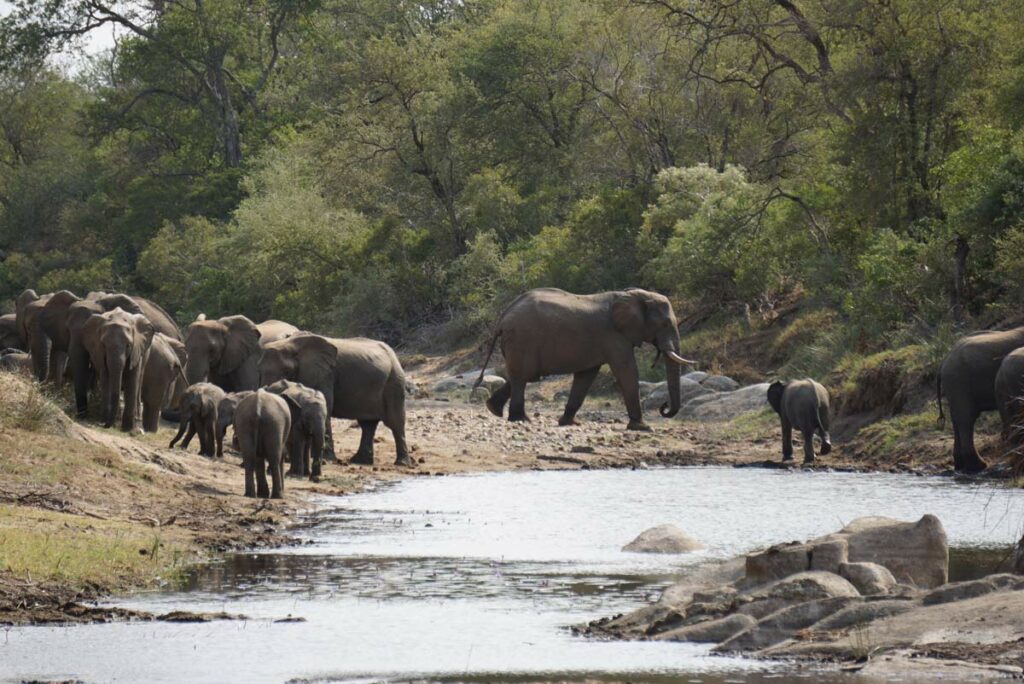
[665,350,697,366]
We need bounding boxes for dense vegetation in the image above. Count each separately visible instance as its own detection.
[2,0,1023,355]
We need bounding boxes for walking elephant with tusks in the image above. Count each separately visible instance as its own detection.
[474,288,696,430]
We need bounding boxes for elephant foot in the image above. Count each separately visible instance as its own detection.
[820,442,832,456]
[626,420,652,432]
[508,414,530,423]
[350,452,374,466]
[394,454,416,467]
[957,456,988,474]
[802,457,815,465]
[323,449,339,463]
[485,398,505,418]
[781,455,794,463]
[557,416,579,427]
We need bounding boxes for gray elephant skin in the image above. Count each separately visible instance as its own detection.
[937,326,1024,472]
[476,288,695,430]
[80,308,155,431]
[216,391,254,458]
[183,315,297,391]
[16,289,53,381]
[0,348,31,373]
[265,379,328,479]
[995,347,1024,445]
[141,333,187,433]
[0,314,21,350]
[170,382,228,457]
[234,389,292,499]
[259,332,411,466]
[766,379,832,464]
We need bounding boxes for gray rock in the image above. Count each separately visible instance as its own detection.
[836,515,948,589]
[840,562,897,596]
[809,538,849,574]
[716,596,854,652]
[683,371,709,383]
[623,524,704,554]
[745,542,811,585]
[735,571,860,620]
[431,372,504,395]
[654,613,756,643]
[812,599,914,631]
[701,375,740,392]
[641,378,713,411]
[681,383,772,421]
[922,577,1001,606]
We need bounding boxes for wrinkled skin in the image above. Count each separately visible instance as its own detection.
[265,380,328,479]
[994,347,1024,445]
[80,308,155,431]
[476,288,695,431]
[767,379,832,464]
[141,333,186,433]
[215,391,254,458]
[938,327,1024,473]
[259,333,411,466]
[183,316,297,391]
[169,383,227,457]
[235,390,291,499]
[0,348,31,374]
[0,314,21,350]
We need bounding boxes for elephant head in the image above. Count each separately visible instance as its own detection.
[184,315,262,388]
[767,380,786,414]
[611,289,695,418]
[15,288,39,344]
[81,308,155,429]
[258,333,337,389]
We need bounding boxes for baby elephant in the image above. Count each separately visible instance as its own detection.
[766,379,832,464]
[169,382,227,457]
[216,391,254,458]
[265,380,328,480]
[235,390,291,499]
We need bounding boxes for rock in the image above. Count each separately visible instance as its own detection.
[640,378,712,411]
[469,387,489,403]
[683,371,709,383]
[735,571,861,620]
[809,538,849,574]
[920,575,1024,606]
[836,515,948,589]
[745,542,810,584]
[840,562,897,596]
[812,599,914,631]
[681,383,772,421]
[716,596,854,652]
[654,613,756,643]
[623,524,704,554]
[480,374,505,392]
[431,372,503,394]
[701,374,740,392]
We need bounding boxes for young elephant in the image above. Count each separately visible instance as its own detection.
[264,380,328,479]
[766,379,832,464]
[234,390,292,499]
[169,382,227,457]
[215,391,254,458]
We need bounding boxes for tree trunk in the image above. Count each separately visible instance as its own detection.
[951,234,969,320]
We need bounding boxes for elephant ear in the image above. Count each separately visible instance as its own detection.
[766,380,786,413]
[220,315,262,375]
[40,290,81,335]
[130,316,156,371]
[296,334,338,383]
[79,313,106,366]
[611,293,646,346]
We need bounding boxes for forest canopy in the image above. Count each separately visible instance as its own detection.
[1,0,1023,349]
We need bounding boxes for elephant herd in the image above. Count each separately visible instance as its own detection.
[1,288,412,499]
[1,284,1017,492]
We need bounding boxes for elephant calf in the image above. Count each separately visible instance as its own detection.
[766,379,832,464]
[234,390,291,499]
[170,382,227,457]
[265,380,328,480]
[216,391,253,458]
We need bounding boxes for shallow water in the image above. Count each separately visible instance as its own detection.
[2,466,1022,683]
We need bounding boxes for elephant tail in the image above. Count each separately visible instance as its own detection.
[936,374,945,427]
[473,331,501,389]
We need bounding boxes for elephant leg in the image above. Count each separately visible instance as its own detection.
[385,394,412,467]
[216,423,227,458]
[142,400,159,433]
[287,431,304,477]
[486,381,510,418]
[350,420,378,465]
[802,429,816,464]
[954,414,988,473]
[169,417,189,448]
[201,421,217,458]
[120,368,142,433]
[270,454,284,500]
[781,418,794,462]
[608,355,647,431]
[322,419,338,462]
[180,422,198,450]
[255,457,270,498]
[819,428,832,455]
[310,430,324,480]
[244,459,256,498]
[70,343,92,418]
[507,380,529,422]
[48,347,67,387]
[559,366,600,426]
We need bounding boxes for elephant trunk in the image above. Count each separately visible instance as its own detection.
[185,354,209,386]
[104,351,126,428]
[30,329,50,383]
[660,354,682,418]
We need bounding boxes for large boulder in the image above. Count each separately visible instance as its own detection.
[735,571,861,620]
[701,374,741,392]
[839,561,897,596]
[623,524,704,554]
[683,370,709,383]
[641,378,712,411]
[834,515,948,589]
[745,542,812,584]
[681,383,772,421]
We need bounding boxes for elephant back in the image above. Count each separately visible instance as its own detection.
[132,297,181,341]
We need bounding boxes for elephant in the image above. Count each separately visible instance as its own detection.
[994,347,1024,445]
[0,314,21,350]
[0,348,31,374]
[215,391,254,458]
[475,288,695,430]
[183,315,298,391]
[169,382,227,457]
[80,308,155,431]
[16,289,54,382]
[258,332,412,466]
[141,333,187,433]
[265,379,328,479]
[766,379,832,464]
[937,326,1024,473]
[234,389,292,499]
